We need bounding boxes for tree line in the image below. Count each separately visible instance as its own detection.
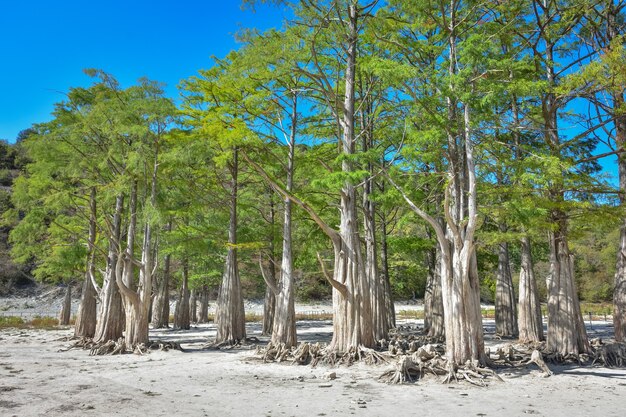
[2,0,626,369]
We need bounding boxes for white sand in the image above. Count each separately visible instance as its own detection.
[1,319,625,417]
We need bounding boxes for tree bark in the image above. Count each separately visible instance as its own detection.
[360,89,389,341]
[538,17,589,355]
[327,3,376,352]
[613,70,626,341]
[424,244,444,338]
[495,239,518,337]
[378,181,395,329]
[546,219,590,355]
[175,259,191,330]
[262,193,277,336]
[59,285,72,325]
[198,284,209,323]
[215,149,246,344]
[74,187,98,338]
[190,288,198,323]
[151,251,171,329]
[94,194,125,343]
[518,236,544,342]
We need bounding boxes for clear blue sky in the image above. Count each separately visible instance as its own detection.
[0,0,285,142]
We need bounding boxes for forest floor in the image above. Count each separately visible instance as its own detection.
[0,317,625,417]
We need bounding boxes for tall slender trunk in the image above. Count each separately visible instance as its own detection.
[94,194,125,343]
[59,285,72,325]
[262,193,277,336]
[518,236,544,342]
[199,284,209,324]
[379,181,395,329]
[189,289,198,323]
[269,92,299,347]
[152,249,171,329]
[360,90,388,341]
[215,149,246,343]
[495,238,518,337]
[74,187,98,338]
[175,259,191,330]
[439,9,484,366]
[613,90,626,341]
[120,180,138,343]
[424,243,444,338]
[541,31,589,355]
[328,3,375,352]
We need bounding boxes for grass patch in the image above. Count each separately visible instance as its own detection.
[0,315,62,330]
[0,316,25,329]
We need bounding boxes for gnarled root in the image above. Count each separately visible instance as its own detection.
[529,349,553,376]
[592,342,626,368]
[132,341,184,355]
[61,337,182,355]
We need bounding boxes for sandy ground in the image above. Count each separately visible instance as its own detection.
[1,319,625,417]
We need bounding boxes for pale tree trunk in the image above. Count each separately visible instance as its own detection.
[74,187,98,338]
[268,95,298,347]
[613,87,626,341]
[261,193,277,336]
[175,260,191,330]
[120,180,138,343]
[391,100,485,366]
[539,24,589,355]
[116,142,160,346]
[59,285,72,325]
[360,91,388,341]
[215,149,246,344]
[546,220,589,355]
[189,289,198,323]
[424,244,444,338]
[437,20,484,365]
[518,236,544,342]
[270,188,296,347]
[94,194,125,343]
[151,251,171,328]
[328,3,376,352]
[245,2,378,351]
[378,181,395,329]
[495,238,518,337]
[199,285,209,323]
[437,6,484,366]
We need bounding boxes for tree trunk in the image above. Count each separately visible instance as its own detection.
[262,193,277,336]
[271,194,296,347]
[546,221,590,355]
[424,245,444,338]
[58,285,72,325]
[94,194,125,343]
[539,26,589,355]
[613,92,626,341]
[327,3,375,352]
[151,252,171,328]
[361,97,388,341]
[175,260,191,330]
[518,236,544,342]
[378,185,395,329]
[215,149,246,344]
[190,289,198,323]
[74,187,98,338]
[120,180,139,344]
[495,239,518,337]
[199,285,209,323]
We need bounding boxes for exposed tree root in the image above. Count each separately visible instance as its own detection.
[591,341,626,368]
[203,338,258,351]
[60,337,183,355]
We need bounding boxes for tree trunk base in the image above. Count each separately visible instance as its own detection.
[62,337,183,355]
